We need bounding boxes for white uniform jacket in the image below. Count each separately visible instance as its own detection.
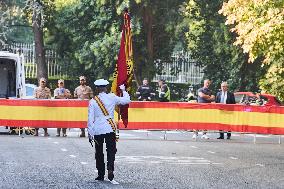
[87,91,131,136]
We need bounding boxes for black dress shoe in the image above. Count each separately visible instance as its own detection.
[108,171,114,181]
[95,175,104,181]
[217,137,224,139]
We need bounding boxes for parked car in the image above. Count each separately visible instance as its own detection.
[234,92,282,106]
[259,93,282,106]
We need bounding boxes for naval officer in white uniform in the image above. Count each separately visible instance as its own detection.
[88,79,131,181]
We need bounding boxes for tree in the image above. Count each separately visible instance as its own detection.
[0,3,10,48]
[24,0,55,81]
[220,0,284,101]
[182,0,267,92]
[129,0,186,83]
[47,0,123,82]
[0,0,26,48]
[48,0,186,86]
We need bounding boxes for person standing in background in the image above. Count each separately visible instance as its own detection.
[158,79,170,102]
[136,78,155,101]
[215,81,236,139]
[54,79,72,137]
[74,76,94,137]
[33,77,51,137]
[193,79,215,139]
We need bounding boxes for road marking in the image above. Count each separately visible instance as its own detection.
[69,155,76,158]
[116,156,221,165]
[132,130,149,133]
[247,134,270,138]
[166,131,180,134]
[80,162,88,165]
[207,151,215,154]
[61,148,67,152]
[191,146,198,148]
[256,164,264,167]
[150,161,161,164]
[232,134,240,137]
[229,157,238,160]
[53,142,59,144]
[175,141,180,144]
[48,138,52,140]
[119,133,136,137]
[159,137,164,139]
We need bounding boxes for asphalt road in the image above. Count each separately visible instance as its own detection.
[0,128,283,189]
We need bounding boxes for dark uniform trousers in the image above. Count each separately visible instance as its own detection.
[219,131,231,138]
[94,132,117,176]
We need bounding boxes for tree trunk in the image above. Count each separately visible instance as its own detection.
[33,11,47,82]
[142,5,154,76]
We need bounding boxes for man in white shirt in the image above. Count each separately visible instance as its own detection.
[215,81,236,139]
[88,79,131,181]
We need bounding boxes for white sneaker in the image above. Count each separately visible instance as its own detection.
[201,134,209,139]
[192,134,198,139]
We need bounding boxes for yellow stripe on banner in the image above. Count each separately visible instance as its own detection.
[128,108,284,128]
[0,106,87,121]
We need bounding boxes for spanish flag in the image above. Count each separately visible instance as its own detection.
[111,8,134,127]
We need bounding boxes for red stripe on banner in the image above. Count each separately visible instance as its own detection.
[0,99,89,107]
[120,122,284,135]
[129,101,284,114]
[0,119,86,128]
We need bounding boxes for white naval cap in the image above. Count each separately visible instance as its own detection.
[94,79,109,87]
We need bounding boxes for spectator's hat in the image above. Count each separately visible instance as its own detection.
[94,79,109,87]
[58,79,64,84]
[39,77,46,83]
[79,76,86,80]
[158,79,165,83]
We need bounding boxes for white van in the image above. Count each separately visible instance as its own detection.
[0,51,26,98]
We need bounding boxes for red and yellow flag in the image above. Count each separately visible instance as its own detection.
[111,9,134,127]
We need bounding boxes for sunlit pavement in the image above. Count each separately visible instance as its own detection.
[0,128,283,189]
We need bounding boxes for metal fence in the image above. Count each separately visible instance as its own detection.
[7,44,203,83]
[153,51,204,84]
[8,43,67,79]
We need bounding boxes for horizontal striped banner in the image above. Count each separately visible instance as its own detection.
[122,102,284,134]
[0,99,88,128]
[0,99,283,134]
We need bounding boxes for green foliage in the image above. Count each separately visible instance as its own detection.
[130,0,186,83]
[47,0,187,86]
[220,0,284,101]
[259,58,284,102]
[46,0,124,82]
[183,0,267,92]
[24,0,56,28]
[0,0,32,46]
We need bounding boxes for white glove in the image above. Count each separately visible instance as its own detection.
[119,84,126,91]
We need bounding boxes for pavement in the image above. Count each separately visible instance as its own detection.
[0,127,283,189]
